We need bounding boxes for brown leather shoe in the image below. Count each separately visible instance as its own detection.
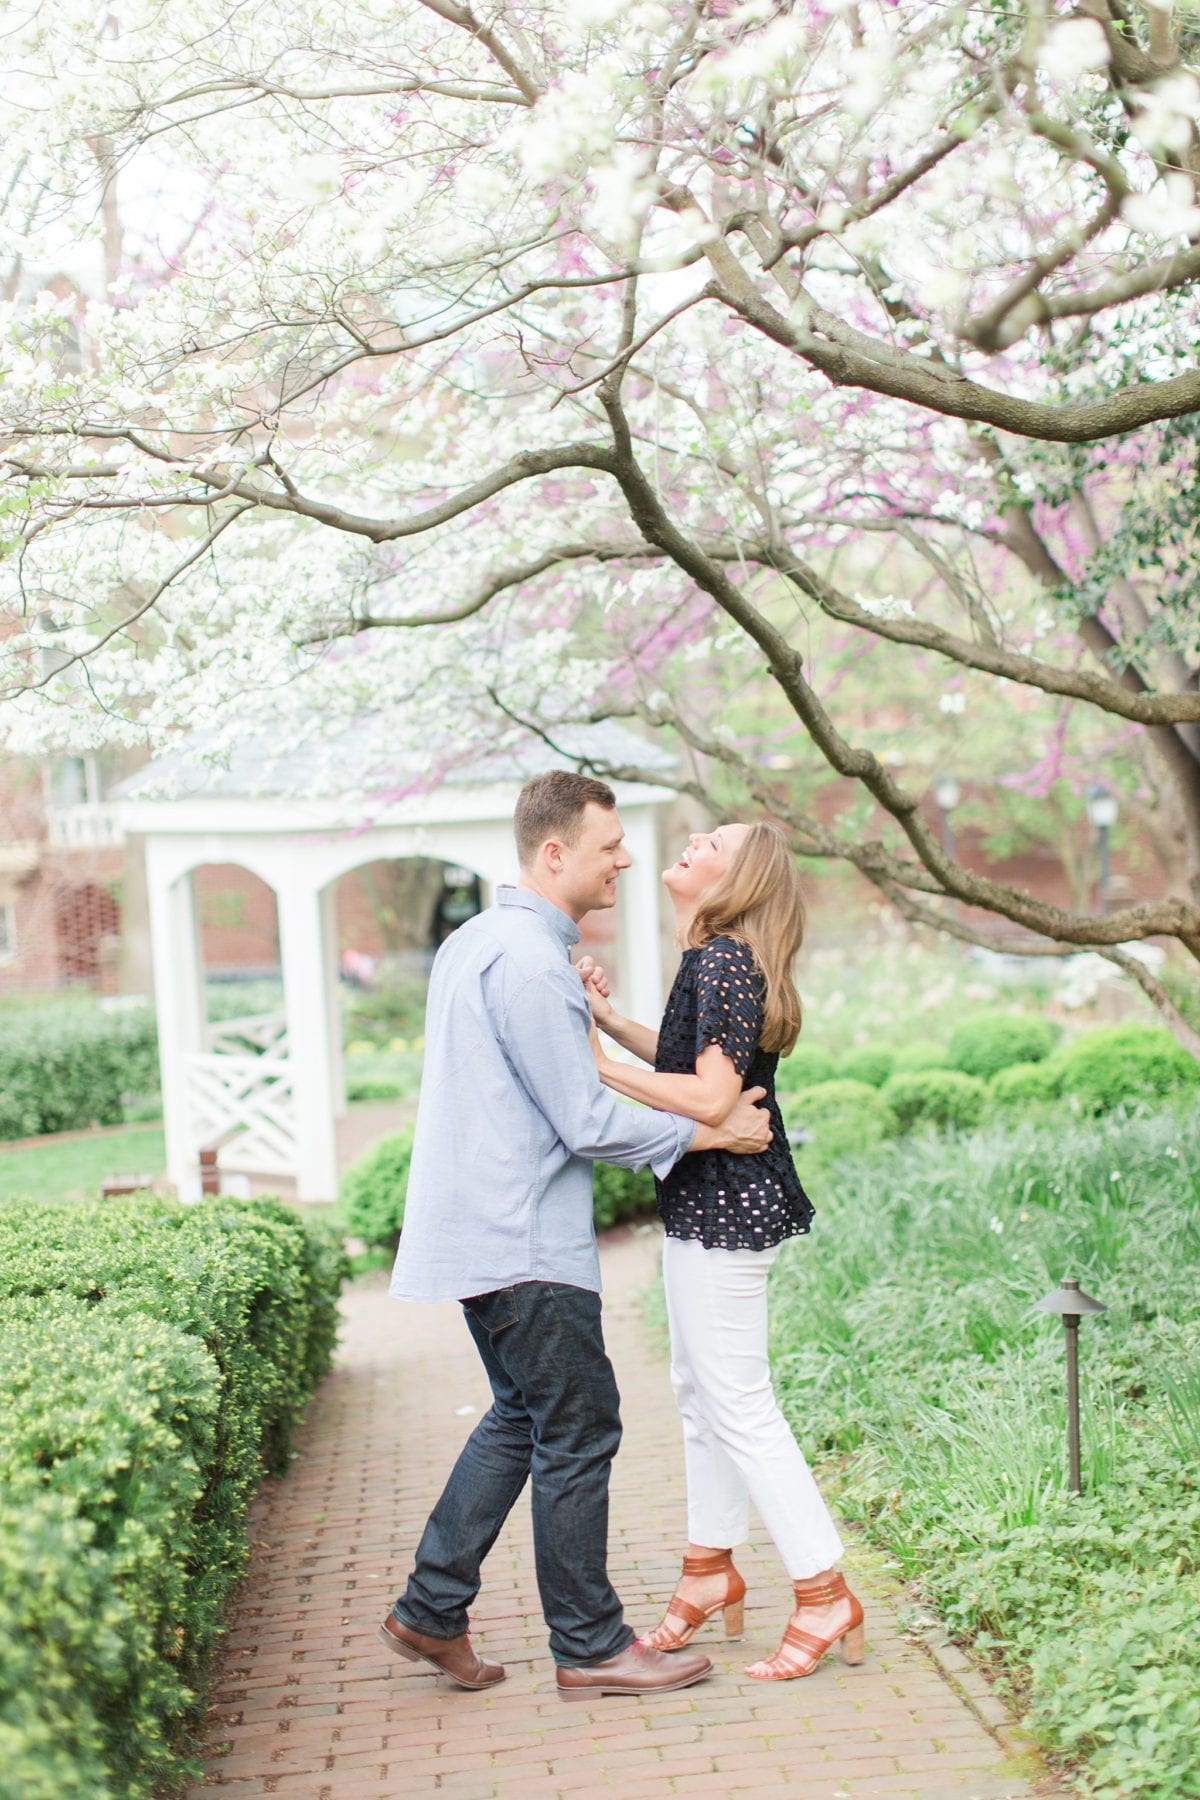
[556,1638,712,1701]
[379,1614,505,1690]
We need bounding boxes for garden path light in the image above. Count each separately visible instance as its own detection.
[1084,784,1119,915]
[1035,1277,1107,1494]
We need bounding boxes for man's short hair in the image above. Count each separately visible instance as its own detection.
[513,770,617,866]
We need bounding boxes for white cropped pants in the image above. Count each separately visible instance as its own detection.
[662,1234,845,1580]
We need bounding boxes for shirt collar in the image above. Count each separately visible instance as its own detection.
[498,884,581,948]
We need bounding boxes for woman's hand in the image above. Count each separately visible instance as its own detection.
[576,955,617,1031]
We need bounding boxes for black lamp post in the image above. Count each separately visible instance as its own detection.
[1035,1277,1107,1493]
[1085,783,1119,915]
[934,772,961,860]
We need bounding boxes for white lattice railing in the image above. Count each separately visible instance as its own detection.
[185,1051,296,1177]
[206,1010,290,1057]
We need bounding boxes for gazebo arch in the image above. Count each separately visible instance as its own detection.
[117,730,676,1201]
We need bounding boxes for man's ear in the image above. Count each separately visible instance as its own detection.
[541,837,565,875]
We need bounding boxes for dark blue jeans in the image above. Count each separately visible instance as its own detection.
[392,1281,634,1667]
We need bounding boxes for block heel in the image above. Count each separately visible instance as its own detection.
[644,1549,747,1652]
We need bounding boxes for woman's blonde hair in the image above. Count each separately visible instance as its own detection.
[686,821,805,1055]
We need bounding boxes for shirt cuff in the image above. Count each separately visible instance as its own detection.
[650,1115,696,1180]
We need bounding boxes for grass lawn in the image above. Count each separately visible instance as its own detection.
[0,1126,166,1204]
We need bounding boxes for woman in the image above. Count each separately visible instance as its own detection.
[583,820,864,1681]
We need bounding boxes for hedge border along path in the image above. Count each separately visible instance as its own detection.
[0,1194,347,1800]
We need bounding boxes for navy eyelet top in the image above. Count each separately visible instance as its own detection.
[654,936,814,1250]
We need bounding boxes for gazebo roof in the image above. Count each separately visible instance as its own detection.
[115,716,676,805]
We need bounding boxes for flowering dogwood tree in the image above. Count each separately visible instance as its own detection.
[2,0,1199,1041]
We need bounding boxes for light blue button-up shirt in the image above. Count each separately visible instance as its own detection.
[390,886,695,1303]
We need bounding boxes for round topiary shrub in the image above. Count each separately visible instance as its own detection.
[946,1012,1059,1081]
[775,1044,837,1092]
[837,1046,895,1088]
[987,1059,1062,1113]
[1052,1024,1200,1115]
[881,1068,987,1133]
[891,1040,949,1074]
[339,1127,414,1246]
[782,1078,895,1160]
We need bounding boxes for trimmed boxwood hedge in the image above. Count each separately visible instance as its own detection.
[591,1161,656,1229]
[782,1078,896,1160]
[986,1059,1062,1112]
[836,1045,895,1088]
[1051,1023,1200,1114]
[0,1194,346,1798]
[946,1011,1059,1081]
[775,1043,837,1092]
[881,1067,987,1133]
[0,1005,160,1141]
[340,1126,657,1246]
[340,1126,414,1246]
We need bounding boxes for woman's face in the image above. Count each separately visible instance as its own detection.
[663,822,751,903]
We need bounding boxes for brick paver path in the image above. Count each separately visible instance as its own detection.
[190,1227,1058,1799]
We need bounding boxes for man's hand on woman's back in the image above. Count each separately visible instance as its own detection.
[693,1088,771,1156]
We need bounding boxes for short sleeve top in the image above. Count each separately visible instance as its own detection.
[654,935,814,1251]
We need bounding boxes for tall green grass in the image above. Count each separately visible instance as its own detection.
[769,1104,1200,1800]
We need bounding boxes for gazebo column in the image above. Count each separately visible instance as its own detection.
[320,881,346,1117]
[618,807,666,1033]
[146,850,206,1201]
[277,882,340,1201]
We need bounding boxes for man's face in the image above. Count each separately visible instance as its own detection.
[556,803,632,917]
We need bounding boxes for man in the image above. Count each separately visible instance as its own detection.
[383,771,771,1699]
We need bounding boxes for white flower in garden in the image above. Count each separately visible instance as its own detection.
[939,693,966,714]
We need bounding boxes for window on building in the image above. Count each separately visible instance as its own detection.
[0,901,15,964]
[47,755,102,809]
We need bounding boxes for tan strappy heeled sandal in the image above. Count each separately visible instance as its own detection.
[643,1549,746,1651]
[746,1570,865,1680]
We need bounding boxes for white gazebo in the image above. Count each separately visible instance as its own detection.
[117,726,676,1201]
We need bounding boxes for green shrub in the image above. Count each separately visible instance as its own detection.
[891,1039,949,1074]
[882,1067,987,1133]
[1053,1024,1200,1115]
[0,1004,160,1141]
[340,1128,414,1246]
[591,1162,656,1230]
[0,1195,346,1797]
[345,1075,404,1102]
[836,1046,895,1088]
[946,1011,1059,1081]
[987,1059,1062,1112]
[342,973,428,1046]
[783,1078,895,1160]
[775,1044,836,1092]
